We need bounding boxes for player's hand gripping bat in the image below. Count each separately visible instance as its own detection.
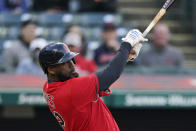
[130,0,175,55]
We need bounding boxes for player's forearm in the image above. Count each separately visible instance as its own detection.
[96,42,132,91]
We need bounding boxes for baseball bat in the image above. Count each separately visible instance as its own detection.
[130,0,175,55]
[142,0,175,37]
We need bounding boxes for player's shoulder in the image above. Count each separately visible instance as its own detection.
[69,74,97,83]
[45,81,71,96]
[45,74,97,91]
[67,74,98,89]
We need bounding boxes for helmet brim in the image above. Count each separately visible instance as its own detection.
[57,51,79,64]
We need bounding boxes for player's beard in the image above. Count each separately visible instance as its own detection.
[56,71,79,82]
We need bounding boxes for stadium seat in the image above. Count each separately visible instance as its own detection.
[0,26,7,39]
[0,26,20,40]
[81,26,102,41]
[77,13,122,26]
[38,26,65,41]
[36,27,49,39]
[81,26,129,42]
[0,39,5,53]
[6,26,20,39]
[0,13,22,26]
[117,26,129,38]
[36,13,75,26]
[48,26,65,40]
[0,39,6,71]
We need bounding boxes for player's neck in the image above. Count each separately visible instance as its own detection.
[47,74,60,83]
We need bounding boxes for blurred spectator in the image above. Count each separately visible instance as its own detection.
[16,38,47,77]
[66,25,82,36]
[80,0,117,12]
[32,0,68,12]
[0,0,31,13]
[2,20,37,72]
[64,32,97,76]
[63,25,85,43]
[94,23,120,66]
[62,24,87,57]
[137,23,184,67]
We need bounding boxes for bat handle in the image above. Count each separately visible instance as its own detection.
[142,8,166,37]
[142,21,156,37]
[143,28,151,37]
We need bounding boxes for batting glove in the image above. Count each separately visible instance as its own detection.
[127,43,143,61]
[122,29,148,47]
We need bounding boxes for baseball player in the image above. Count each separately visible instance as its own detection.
[39,29,147,131]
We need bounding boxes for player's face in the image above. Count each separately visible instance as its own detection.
[53,60,79,82]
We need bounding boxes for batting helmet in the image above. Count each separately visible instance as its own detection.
[39,42,79,74]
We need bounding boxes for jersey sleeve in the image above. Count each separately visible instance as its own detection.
[70,73,99,107]
[99,89,112,97]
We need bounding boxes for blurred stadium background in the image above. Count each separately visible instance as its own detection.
[0,0,196,131]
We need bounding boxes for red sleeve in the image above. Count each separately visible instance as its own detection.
[70,73,99,107]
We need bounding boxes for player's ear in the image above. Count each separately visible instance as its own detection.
[48,66,55,75]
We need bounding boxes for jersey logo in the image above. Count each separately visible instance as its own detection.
[43,93,55,109]
[53,111,65,129]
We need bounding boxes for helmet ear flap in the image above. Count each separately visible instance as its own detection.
[40,63,48,74]
[44,67,48,74]
[72,58,76,64]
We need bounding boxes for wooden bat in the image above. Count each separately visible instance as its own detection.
[130,0,175,55]
[143,0,175,37]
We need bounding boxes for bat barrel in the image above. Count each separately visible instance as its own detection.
[163,0,175,10]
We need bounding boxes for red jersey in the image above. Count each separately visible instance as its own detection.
[43,74,119,131]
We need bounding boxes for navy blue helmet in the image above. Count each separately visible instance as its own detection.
[39,42,79,74]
